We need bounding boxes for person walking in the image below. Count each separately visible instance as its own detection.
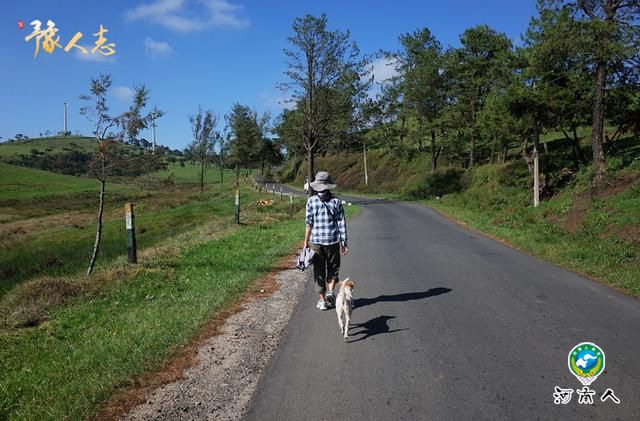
[302,171,348,310]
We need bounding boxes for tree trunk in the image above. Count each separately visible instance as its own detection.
[469,133,475,168]
[521,137,533,175]
[87,176,106,276]
[469,103,476,168]
[430,129,438,173]
[533,119,541,154]
[490,139,497,164]
[235,163,240,187]
[591,60,608,186]
[220,153,224,190]
[501,145,509,163]
[399,115,406,146]
[307,146,315,197]
[200,160,205,193]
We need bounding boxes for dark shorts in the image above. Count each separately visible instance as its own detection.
[310,242,340,294]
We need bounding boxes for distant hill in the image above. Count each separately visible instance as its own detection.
[0,136,172,176]
[0,136,98,160]
[0,136,182,160]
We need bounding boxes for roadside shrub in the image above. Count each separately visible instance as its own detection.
[496,161,530,188]
[0,277,82,329]
[405,168,464,199]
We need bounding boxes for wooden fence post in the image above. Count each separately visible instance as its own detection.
[235,189,240,224]
[125,203,137,264]
[289,193,293,217]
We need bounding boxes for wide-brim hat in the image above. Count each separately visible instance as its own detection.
[310,171,337,191]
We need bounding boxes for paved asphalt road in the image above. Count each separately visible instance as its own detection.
[247,184,640,421]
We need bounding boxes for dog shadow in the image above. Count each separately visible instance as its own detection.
[353,287,452,309]
[348,315,406,343]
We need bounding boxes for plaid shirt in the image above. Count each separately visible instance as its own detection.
[305,195,347,247]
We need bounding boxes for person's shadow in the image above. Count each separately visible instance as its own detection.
[353,287,452,309]
[348,315,406,343]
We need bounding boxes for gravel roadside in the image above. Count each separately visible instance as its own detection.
[120,264,308,421]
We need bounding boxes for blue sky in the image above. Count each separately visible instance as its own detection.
[0,0,538,150]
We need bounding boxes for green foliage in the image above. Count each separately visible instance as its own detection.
[404,168,464,199]
[0,136,98,160]
[280,13,371,162]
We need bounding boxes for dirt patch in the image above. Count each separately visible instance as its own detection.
[620,224,640,245]
[0,277,83,328]
[0,211,93,244]
[594,172,640,199]
[550,173,639,234]
[94,258,308,421]
[562,192,591,234]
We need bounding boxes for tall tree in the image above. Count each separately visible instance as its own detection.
[525,4,591,168]
[578,0,640,184]
[385,28,446,172]
[446,25,514,167]
[539,0,640,184]
[80,75,159,275]
[187,107,219,193]
[226,104,261,185]
[281,14,370,193]
[274,107,305,159]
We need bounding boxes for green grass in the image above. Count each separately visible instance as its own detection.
[0,163,135,200]
[0,191,236,296]
[0,163,250,296]
[140,164,234,185]
[0,136,98,159]
[425,165,640,297]
[0,199,360,420]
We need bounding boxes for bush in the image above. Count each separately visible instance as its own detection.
[405,168,465,199]
[0,277,82,329]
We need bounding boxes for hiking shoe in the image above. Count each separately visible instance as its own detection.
[316,299,327,310]
[325,290,336,307]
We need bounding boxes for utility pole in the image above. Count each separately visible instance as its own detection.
[63,100,68,134]
[533,119,540,208]
[151,110,157,152]
[532,81,540,208]
[363,141,369,187]
[533,145,540,207]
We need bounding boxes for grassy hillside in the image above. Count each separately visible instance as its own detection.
[282,129,637,194]
[0,162,135,201]
[0,163,239,294]
[280,148,432,195]
[428,162,640,296]
[0,136,98,159]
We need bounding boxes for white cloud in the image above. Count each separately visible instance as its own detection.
[113,86,135,102]
[125,0,249,32]
[368,57,400,84]
[144,37,173,57]
[73,48,116,63]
